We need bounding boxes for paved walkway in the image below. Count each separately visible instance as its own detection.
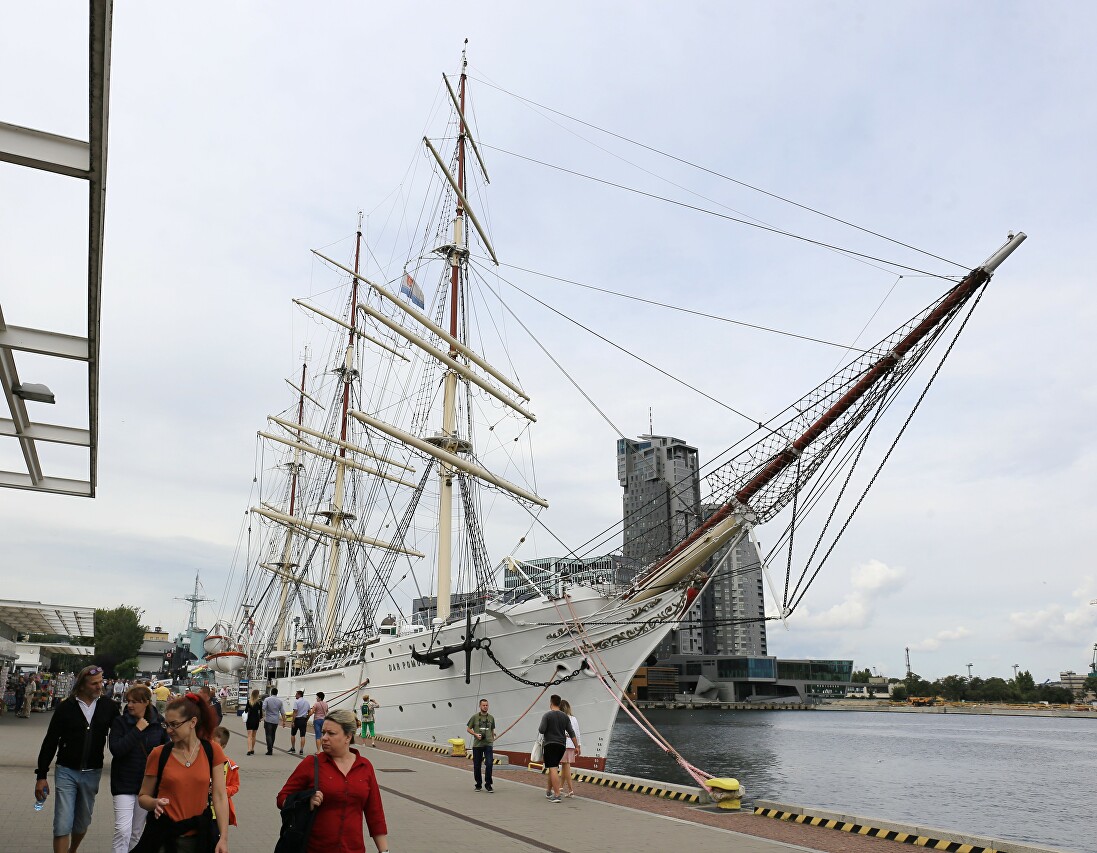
[1,707,816,853]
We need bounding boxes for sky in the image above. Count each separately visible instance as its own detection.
[1,2,1095,684]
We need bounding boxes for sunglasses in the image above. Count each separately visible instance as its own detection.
[87,667,104,676]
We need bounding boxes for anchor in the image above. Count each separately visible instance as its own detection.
[410,609,490,685]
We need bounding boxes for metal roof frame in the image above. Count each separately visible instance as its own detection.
[0,0,111,497]
[0,599,96,637]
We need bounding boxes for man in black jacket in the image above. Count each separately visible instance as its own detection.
[35,665,120,853]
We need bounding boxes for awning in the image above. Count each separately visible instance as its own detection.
[37,643,95,656]
[0,599,95,637]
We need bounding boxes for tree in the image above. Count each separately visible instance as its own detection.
[1012,670,1037,701]
[94,606,146,677]
[939,674,968,701]
[851,668,872,683]
[890,684,908,701]
[903,672,934,697]
[1034,683,1077,705]
[1084,674,1097,699]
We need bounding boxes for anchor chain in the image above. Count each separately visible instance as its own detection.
[482,641,585,688]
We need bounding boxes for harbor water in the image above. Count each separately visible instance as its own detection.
[606,709,1095,853]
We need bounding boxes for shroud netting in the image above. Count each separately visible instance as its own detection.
[704,286,972,525]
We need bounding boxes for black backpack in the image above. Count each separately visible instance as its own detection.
[274,755,320,853]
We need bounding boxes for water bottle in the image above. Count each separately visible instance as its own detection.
[34,783,48,811]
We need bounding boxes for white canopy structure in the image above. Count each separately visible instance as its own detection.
[0,1,112,496]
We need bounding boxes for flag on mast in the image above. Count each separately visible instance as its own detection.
[400,273,425,309]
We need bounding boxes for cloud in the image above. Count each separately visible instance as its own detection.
[1007,581,1097,645]
[910,626,972,652]
[792,560,906,630]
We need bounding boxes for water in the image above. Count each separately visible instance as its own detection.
[606,709,1096,853]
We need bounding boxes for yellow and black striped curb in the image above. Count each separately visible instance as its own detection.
[372,734,505,763]
[537,767,701,803]
[754,808,1002,852]
[373,734,450,755]
[464,752,505,765]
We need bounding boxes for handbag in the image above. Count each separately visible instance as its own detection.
[530,733,545,764]
[133,740,221,853]
[273,755,321,853]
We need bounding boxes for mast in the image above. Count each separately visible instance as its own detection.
[321,213,363,639]
[274,358,307,648]
[434,46,471,624]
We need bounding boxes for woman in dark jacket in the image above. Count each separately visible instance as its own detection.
[244,689,262,755]
[109,684,169,853]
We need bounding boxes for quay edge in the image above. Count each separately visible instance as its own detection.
[754,800,1080,853]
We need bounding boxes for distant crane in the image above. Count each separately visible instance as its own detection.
[905,647,912,678]
[1091,600,1097,673]
[966,663,974,679]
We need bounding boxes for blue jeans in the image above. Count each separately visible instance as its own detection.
[54,765,102,838]
[314,718,324,740]
[472,745,493,788]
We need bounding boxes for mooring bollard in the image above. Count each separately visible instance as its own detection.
[706,777,742,810]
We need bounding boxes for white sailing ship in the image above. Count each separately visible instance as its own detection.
[215,50,1024,770]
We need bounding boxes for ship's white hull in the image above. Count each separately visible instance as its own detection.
[276,585,685,768]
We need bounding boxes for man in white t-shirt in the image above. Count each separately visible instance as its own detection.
[289,691,311,755]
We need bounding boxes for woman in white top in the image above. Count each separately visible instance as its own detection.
[559,699,580,798]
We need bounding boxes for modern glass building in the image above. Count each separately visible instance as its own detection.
[661,654,854,702]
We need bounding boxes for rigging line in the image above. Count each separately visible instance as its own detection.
[788,285,989,614]
[468,73,968,271]
[476,256,876,354]
[829,274,904,372]
[781,329,935,600]
[480,143,959,281]
[468,262,627,439]
[476,259,778,433]
[472,82,898,281]
[467,260,526,389]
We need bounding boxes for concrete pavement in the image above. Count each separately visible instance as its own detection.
[1,706,815,853]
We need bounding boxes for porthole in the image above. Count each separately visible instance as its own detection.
[447,701,452,707]
[432,703,436,708]
[370,652,374,658]
[398,705,403,712]
[388,648,392,655]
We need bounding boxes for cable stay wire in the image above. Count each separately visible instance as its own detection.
[468,73,969,271]
[782,283,990,615]
[471,258,780,435]
[466,263,627,439]
[480,143,960,282]
[473,256,880,355]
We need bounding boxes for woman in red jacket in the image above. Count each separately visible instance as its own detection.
[277,709,389,853]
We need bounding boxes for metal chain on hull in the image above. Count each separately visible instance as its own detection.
[482,642,585,688]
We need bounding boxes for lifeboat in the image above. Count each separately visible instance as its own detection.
[206,650,246,674]
[204,622,234,655]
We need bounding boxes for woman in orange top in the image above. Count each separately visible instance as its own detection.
[136,692,230,853]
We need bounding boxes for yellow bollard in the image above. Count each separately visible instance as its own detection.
[448,738,466,757]
[706,777,741,810]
